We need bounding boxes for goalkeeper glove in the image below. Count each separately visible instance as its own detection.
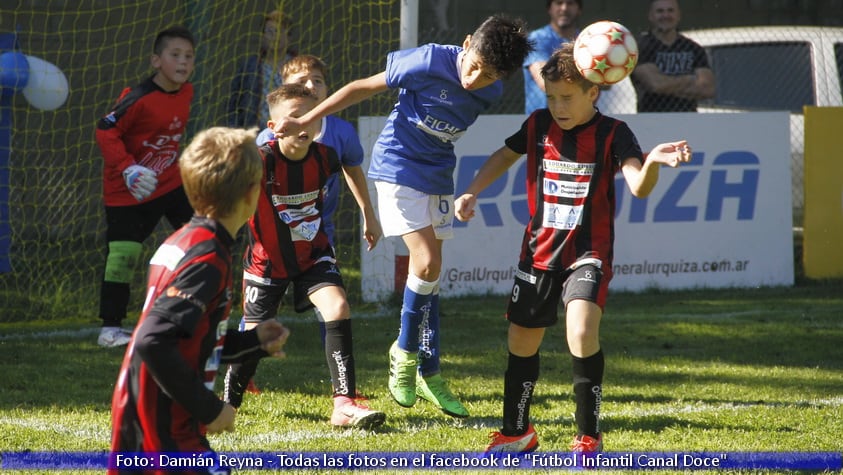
[122,164,158,201]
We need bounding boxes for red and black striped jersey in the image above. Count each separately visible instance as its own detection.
[243,141,341,281]
[110,216,234,457]
[96,76,193,206]
[505,110,643,274]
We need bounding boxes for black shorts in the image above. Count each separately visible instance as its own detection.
[104,186,193,242]
[241,259,345,324]
[505,263,608,328]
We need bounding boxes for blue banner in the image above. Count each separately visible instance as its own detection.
[1,451,840,471]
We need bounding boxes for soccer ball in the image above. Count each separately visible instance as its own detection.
[573,21,638,85]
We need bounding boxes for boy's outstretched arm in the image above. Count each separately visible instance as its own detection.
[622,140,692,198]
[455,145,522,222]
[342,164,383,250]
[275,72,389,138]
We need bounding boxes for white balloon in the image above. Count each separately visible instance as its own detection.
[22,55,69,111]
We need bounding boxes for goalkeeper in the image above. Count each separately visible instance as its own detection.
[94,25,196,347]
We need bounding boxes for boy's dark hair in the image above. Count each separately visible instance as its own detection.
[540,43,595,91]
[546,0,583,8]
[153,25,195,55]
[266,82,317,107]
[468,15,534,77]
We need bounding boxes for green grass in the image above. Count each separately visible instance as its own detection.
[0,282,841,474]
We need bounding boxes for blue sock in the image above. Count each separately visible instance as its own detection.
[418,285,440,377]
[396,274,436,352]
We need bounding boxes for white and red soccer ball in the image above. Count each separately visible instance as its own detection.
[573,20,638,85]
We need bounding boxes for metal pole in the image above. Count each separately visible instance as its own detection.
[400,0,419,49]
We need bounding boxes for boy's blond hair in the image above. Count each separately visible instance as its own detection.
[282,54,328,83]
[541,42,596,92]
[179,127,262,218]
[266,83,317,109]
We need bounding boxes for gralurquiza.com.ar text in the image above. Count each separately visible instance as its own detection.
[613,259,749,277]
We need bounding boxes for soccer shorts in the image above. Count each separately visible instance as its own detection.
[104,186,193,242]
[241,259,345,324]
[374,181,454,239]
[506,261,609,328]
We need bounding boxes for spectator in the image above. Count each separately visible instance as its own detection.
[227,10,295,128]
[630,0,715,112]
[524,0,583,115]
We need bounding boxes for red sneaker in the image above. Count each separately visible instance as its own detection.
[245,379,261,394]
[330,396,386,430]
[485,424,539,453]
[571,433,603,452]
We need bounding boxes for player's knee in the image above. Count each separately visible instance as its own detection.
[316,299,350,321]
[104,241,143,283]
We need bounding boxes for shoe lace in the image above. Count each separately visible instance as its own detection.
[391,357,417,386]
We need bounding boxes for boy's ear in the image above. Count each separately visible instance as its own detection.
[588,84,599,102]
[150,54,161,69]
[462,34,472,50]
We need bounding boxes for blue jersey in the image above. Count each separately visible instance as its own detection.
[257,115,363,245]
[523,24,575,115]
[369,43,503,195]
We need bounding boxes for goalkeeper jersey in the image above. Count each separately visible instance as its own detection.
[96,76,193,206]
[504,110,643,275]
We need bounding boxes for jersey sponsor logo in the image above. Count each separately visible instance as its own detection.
[415,114,466,143]
[277,205,318,224]
[543,160,595,176]
[542,202,583,230]
[149,244,185,271]
[291,218,320,242]
[434,88,453,105]
[271,190,320,206]
[165,285,207,312]
[543,178,589,198]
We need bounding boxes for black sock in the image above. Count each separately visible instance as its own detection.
[224,357,260,408]
[572,350,604,437]
[324,319,356,397]
[100,281,130,327]
[502,352,540,436]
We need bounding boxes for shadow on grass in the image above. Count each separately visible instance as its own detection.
[1,282,841,414]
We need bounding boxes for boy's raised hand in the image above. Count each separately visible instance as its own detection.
[648,140,692,168]
[256,320,290,358]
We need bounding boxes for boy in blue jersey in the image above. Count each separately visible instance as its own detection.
[275,15,533,418]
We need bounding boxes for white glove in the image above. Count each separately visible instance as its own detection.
[122,164,158,201]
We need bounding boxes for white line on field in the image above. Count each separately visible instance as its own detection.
[2,397,840,446]
[0,416,108,441]
[0,310,394,342]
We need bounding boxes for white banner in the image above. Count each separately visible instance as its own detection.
[360,112,793,301]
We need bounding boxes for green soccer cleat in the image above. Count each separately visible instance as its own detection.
[416,373,469,418]
[388,341,418,407]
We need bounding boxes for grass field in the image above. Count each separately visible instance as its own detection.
[1,281,841,474]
